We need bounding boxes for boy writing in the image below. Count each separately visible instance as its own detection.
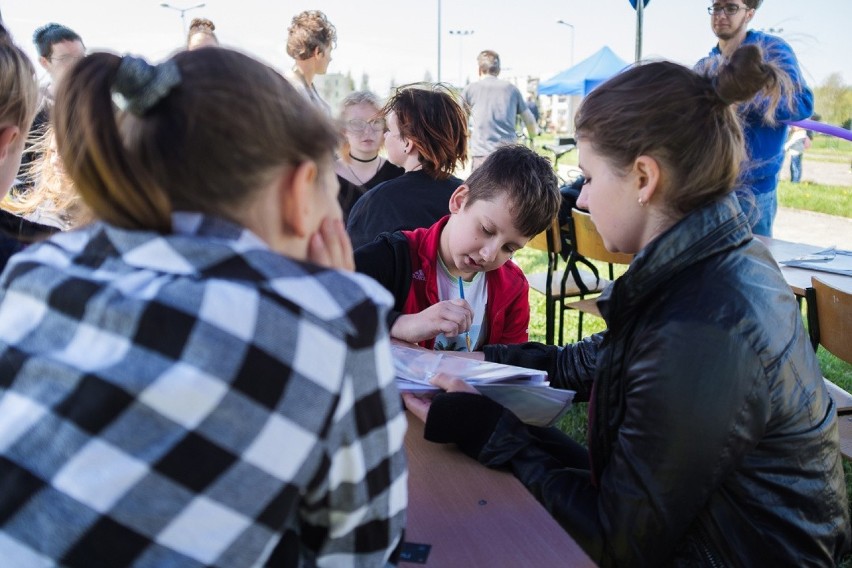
[355,144,560,349]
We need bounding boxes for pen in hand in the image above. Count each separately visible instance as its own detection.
[457,276,472,352]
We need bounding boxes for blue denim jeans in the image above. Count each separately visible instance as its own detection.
[738,190,778,237]
[790,153,803,183]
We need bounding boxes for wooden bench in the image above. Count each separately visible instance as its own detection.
[805,277,852,460]
[837,415,852,461]
[824,379,852,460]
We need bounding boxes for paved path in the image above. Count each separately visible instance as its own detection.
[775,207,852,250]
[782,155,852,187]
[776,157,851,249]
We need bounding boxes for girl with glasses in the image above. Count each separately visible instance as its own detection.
[334,91,403,222]
[346,83,468,249]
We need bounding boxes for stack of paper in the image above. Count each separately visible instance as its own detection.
[780,247,852,276]
[392,343,575,428]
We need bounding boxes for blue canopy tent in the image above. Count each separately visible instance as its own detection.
[539,46,629,96]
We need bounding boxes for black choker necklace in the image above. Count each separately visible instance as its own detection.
[350,153,379,163]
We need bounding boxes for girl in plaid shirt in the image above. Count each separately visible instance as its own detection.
[0,45,407,566]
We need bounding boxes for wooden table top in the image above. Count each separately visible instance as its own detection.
[402,413,596,567]
[757,236,852,296]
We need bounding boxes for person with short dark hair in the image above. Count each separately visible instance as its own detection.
[14,22,85,188]
[405,46,850,566]
[355,144,560,350]
[697,0,813,236]
[463,50,539,171]
[32,22,85,120]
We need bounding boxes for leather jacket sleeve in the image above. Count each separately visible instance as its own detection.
[482,320,771,567]
[354,232,411,331]
[484,332,603,402]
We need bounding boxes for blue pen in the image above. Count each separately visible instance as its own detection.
[458,276,472,352]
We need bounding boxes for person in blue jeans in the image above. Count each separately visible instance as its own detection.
[784,126,809,183]
[697,0,813,236]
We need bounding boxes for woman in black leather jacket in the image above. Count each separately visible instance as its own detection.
[404,45,851,567]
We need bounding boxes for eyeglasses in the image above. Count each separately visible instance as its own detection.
[707,4,751,16]
[49,54,85,65]
[346,118,386,133]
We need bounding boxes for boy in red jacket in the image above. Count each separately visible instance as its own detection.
[354,145,560,350]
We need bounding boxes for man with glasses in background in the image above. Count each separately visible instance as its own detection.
[13,23,86,189]
[32,23,85,130]
[697,1,813,237]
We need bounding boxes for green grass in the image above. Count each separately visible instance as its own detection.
[778,180,852,217]
[810,135,852,161]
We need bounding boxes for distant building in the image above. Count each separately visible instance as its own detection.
[315,72,353,114]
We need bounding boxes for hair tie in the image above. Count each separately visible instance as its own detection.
[112,56,181,116]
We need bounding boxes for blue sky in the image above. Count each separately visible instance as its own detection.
[4,0,850,97]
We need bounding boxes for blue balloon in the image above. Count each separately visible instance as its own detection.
[629,0,651,8]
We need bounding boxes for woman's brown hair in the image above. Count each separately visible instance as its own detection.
[0,24,38,136]
[381,83,468,180]
[575,45,789,216]
[53,48,339,232]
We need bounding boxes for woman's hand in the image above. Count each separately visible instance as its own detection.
[402,373,480,423]
[390,300,473,344]
[308,217,354,271]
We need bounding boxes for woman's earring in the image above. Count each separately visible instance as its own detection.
[638,197,647,207]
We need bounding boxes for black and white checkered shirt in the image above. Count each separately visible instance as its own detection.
[0,213,407,566]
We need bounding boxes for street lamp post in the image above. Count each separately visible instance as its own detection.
[556,20,576,134]
[449,30,474,86]
[437,0,442,83]
[160,2,206,36]
[556,20,575,67]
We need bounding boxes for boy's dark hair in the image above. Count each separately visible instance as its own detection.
[33,23,83,58]
[464,145,560,238]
